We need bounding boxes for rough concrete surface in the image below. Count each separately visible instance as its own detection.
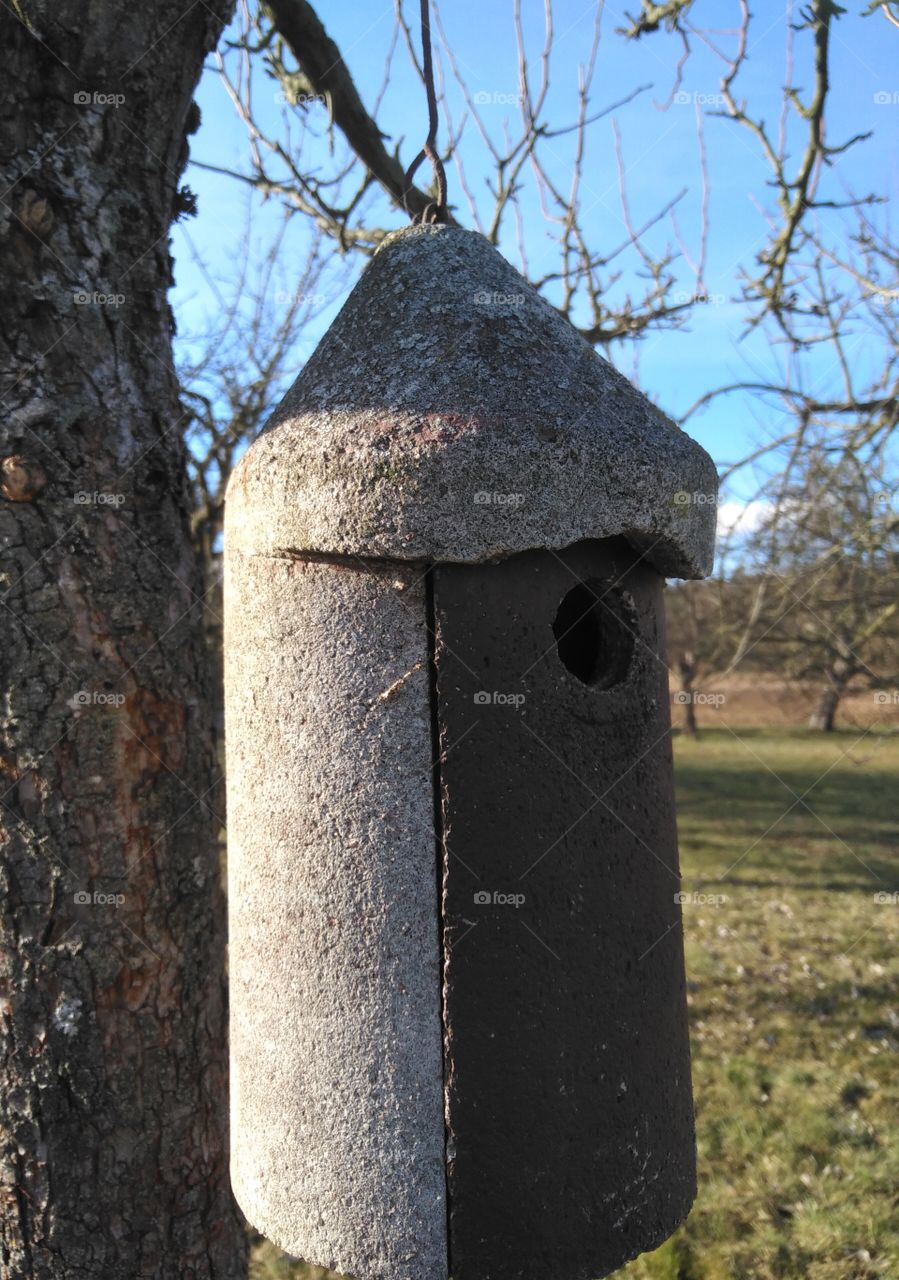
[227,223,717,579]
[434,539,695,1279]
[225,550,447,1280]
[224,222,712,1279]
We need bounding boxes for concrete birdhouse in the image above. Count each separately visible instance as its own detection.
[224,224,717,1280]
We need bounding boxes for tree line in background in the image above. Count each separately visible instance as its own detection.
[667,445,899,733]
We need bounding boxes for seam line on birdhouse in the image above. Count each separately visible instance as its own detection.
[247,547,429,571]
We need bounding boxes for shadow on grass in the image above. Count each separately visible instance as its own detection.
[673,730,898,891]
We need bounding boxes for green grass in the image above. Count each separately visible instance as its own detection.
[613,728,899,1280]
[250,728,899,1280]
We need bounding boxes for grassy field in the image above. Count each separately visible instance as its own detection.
[613,727,899,1280]
[250,727,899,1280]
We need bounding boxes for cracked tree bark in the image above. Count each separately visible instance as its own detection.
[0,3,245,1276]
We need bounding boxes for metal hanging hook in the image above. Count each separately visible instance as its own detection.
[403,0,449,225]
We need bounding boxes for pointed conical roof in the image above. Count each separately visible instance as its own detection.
[228,224,716,577]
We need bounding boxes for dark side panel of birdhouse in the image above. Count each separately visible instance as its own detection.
[431,538,695,1280]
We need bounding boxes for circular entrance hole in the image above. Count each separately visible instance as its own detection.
[552,582,636,689]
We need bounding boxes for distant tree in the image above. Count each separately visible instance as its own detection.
[748,450,899,731]
[664,572,762,733]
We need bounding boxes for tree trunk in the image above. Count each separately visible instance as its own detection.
[808,662,850,732]
[676,652,698,736]
[0,4,245,1277]
[808,682,842,732]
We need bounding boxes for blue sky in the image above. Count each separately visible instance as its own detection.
[172,0,899,517]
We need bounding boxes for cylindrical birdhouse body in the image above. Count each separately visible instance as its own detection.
[225,225,717,1280]
[433,537,693,1280]
[226,553,447,1276]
